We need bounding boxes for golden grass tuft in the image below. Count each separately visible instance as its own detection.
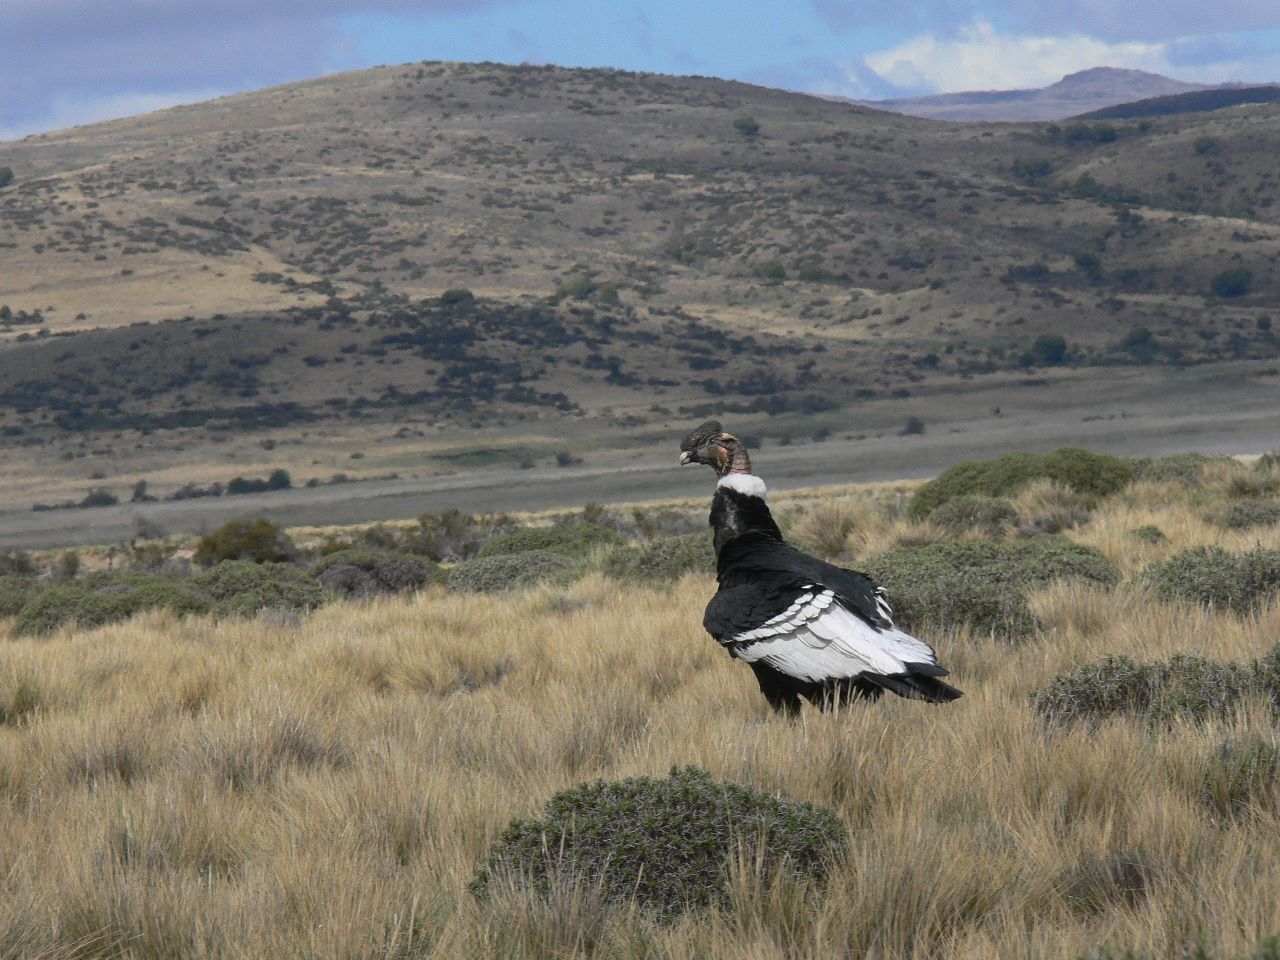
[0,474,1279,957]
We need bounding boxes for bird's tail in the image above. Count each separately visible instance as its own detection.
[867,662,963,703]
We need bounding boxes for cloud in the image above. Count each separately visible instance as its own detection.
[0,0,518,137]
[810,0,1280,42]
[861,20,1171,94]
[0,90,227,142]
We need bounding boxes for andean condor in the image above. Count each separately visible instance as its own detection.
[679,420,962,715]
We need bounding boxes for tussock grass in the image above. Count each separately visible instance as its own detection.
[0,471,1279,957]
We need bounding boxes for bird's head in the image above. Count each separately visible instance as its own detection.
[679,420,752,476]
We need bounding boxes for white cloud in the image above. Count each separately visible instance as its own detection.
[862,20,1172,93]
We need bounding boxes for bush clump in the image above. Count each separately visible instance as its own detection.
[1142,547,1280,614]
[909,448,1133,518]
[926,495,1018,536]
[475,523,623,560]
[0,576,40,617]
[1214,499,1280,531]
[1129,525,1167,544]
[471,765,847,918]
[193,518,295,567]
[861,537,1119,639]
[190,561,326,618]
[1200,736,1280,820]
[402,509,513,562]
[1031,653,1253,726]
[1128,451,1221,486]
[447,550,581,593]
[603,532,716,583]
[13,573,209,637]
[312,549,444,598]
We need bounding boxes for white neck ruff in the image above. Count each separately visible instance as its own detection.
[717,473,767,499]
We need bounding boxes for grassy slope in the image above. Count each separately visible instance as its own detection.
[1,62,1279,507]
[1,463,1279,957]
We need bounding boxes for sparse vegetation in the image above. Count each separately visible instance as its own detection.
[193,517,296,566]
[447,549,582,593]
[603,532,716,583]
[1142,546,1280,614]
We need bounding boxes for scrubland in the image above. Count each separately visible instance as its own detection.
[1,456,1279,958]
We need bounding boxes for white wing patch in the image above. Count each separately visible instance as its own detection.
[730,588,937,684]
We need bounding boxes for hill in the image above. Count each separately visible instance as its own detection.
[1076,84,1280,120]
[0,61,1278,522]
[858,67,1211,121]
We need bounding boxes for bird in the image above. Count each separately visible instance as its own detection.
[679,420,962,715]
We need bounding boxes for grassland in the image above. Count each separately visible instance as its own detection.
[0,452,1278,958]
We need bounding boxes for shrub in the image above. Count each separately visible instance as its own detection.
[312,549,444,598]
[899,416,926,436]
[733,115,760,137]
[475,523,623,560]
[402,509,512,562]
[1142,547,1280,614]
[927,496,1018,536]
[1129,525,1167,544]
[1030,334,1068,366]
[471,765,847,918]
[190,560,326,618]
[193,518,295,566]
[13,574,209,637]
[603,533,716,583]
[1211,268,1252,298]
[447,551,581,593]
[908,448,1133,519]
[0,550,35,577]
[1129,452,1220,485]
[861,537,1119,639]
[1031,653,1253,726]
[1215,499,1280,531]
[0,576,40,617]
[1200,737,1280,820]
[440,288,475,305]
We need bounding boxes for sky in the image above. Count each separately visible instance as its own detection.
[2,0,1279,140]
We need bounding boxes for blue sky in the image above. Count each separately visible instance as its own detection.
[2,0,1278,140]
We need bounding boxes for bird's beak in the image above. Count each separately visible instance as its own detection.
[679,451,694,465]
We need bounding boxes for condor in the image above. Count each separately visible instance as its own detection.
[680,420,962,715]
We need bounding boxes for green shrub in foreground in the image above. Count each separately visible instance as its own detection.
[1142,547,1280,614]
[603,532,716,583]
[475,523,624,559]
[471,765,847,918]
[447,550,581,593]
[312,549,444,598]
[926,495,1018,535]
[909,447,1133,518]
[1214,499,1280,531]
[861,537,1119,638]
[1128,451,1222,486]
[1032,653,1255,726]
[13,573,209,637]
[190,561,326,618]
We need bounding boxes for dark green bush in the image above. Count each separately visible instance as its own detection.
[1200,737,1280,820]
[1142,547,1280,614]
[1211,267,1252,298]
[926,496,1018,536]
[603,532,716,583]
[190,561,326,618]
[0,576,40,617]
[861,537,1119,639]
[1214,499,1280,531]
[193,518,295,567]
[312,549,444,598]
[471,765,847,918]
[475,523,623,560]
[1032,653,1253,726]
[13,573,209,637]
[447,550,581,593]
[909,448,1133,518]
[1129,525,1167,544]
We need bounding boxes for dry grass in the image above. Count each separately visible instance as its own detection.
[1,477,1279,958]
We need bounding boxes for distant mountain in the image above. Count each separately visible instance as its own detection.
[1075,84,1280,120]
[859,67,1213,121]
